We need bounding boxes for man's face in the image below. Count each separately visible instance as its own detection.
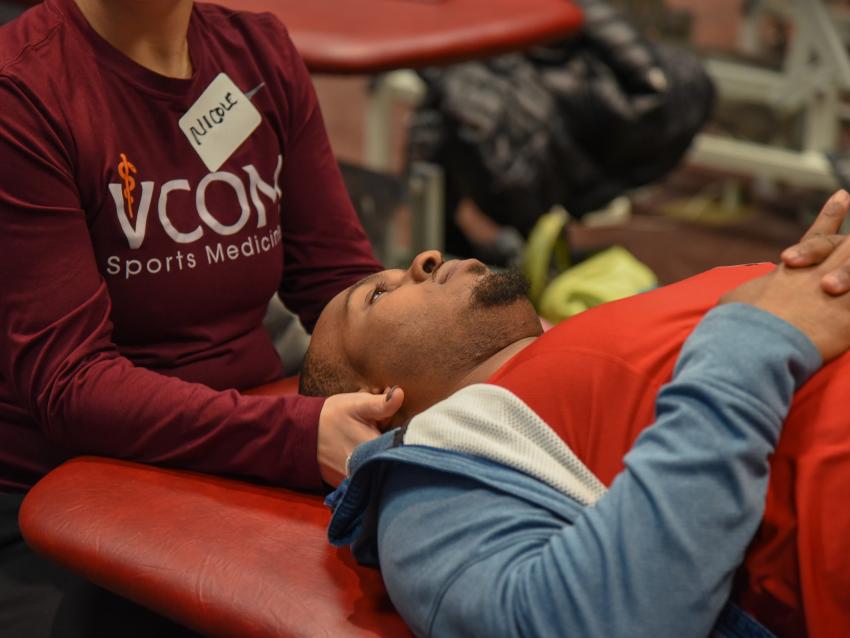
[306,251,541,414]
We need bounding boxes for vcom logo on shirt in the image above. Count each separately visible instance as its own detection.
[108,154,282,249]
[105,154,284,280]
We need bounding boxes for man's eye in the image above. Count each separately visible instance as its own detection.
[369,286,386,304]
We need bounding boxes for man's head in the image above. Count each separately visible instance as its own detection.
[300,250,542,417]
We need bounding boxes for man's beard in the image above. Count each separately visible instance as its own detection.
[440,265,535,374]
[469,266,530,309]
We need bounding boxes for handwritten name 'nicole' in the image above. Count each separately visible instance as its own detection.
[189,92,239,146]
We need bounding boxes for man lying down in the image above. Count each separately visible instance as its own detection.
[304,191,850,638]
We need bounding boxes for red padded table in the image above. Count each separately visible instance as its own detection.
[222,0,584,74]
[19,376,412,636]
[19,456,409,637]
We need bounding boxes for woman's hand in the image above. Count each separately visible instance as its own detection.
[317,386,404,486]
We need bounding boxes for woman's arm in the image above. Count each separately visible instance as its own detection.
[0,76,326,488]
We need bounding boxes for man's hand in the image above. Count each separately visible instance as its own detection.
[317,387,404,487]
[722,233,850,361]
[781,189,850,294]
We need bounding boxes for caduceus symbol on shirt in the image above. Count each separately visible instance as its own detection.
[117,153,137,220]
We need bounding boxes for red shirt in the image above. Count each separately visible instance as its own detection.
[0,0,380,491]
[490,264,850,638]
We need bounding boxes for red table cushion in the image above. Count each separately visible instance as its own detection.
[19,456,409,637]
[222,0,584,74]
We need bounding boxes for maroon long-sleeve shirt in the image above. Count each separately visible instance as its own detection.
[0,0,381,492]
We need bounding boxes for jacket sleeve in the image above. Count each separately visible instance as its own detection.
[273,27,382,331]
[0,77,325,490]
[374,304,820,637]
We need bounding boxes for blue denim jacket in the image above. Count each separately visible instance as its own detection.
[328,304,820,638]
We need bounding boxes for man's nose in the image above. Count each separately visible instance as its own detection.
[408,250,444,282]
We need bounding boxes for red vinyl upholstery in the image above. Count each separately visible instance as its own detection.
[8,0,583,73]
[19,375,411,636]
[19,456,410,637]
[220,0,584,74]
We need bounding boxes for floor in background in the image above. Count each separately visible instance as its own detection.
[569,168,811,285]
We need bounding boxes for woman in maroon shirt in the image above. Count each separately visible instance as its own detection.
[0,0,402,633]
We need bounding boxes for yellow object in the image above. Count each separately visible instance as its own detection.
[522,207,657,323]
[538,246,657,323]
[522,206,572,305]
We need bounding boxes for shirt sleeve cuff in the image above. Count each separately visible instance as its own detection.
[282,394,326,489]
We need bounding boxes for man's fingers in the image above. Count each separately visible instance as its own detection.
[822,264,850,295]
[801,189,850,242]
[782,190,850,267]
[823,220,850,264]
[819,226,850,299]
[782,235,844,267]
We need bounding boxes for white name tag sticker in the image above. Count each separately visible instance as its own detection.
[179,73,262,172]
